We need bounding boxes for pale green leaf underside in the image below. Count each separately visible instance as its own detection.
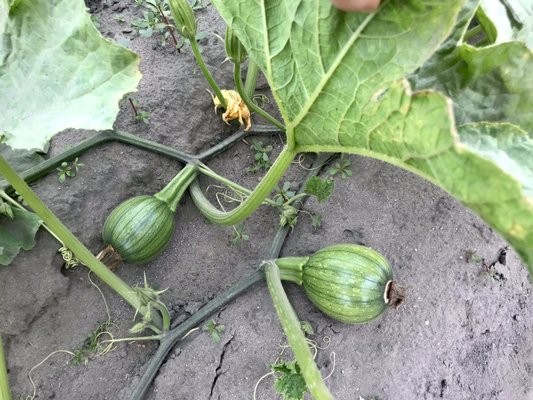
[0,207,42,266]
[214,0,533,273]
[0,0,141,151]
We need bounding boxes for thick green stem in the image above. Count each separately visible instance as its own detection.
[274,256,308,285]
[197,163,278,207]
[0,335,11,400]
[0,155,146,321]
[152,303,171,333]
[244,59,260,98]
[265,261,334,400]
[190,146,296,225]
[154,163,198,213]
[284,193,308,207]
[235,62,285,131]
[190,39,226,108]
[463,24,483,41]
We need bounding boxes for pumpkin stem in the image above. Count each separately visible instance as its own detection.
[385,281,406,308]
[96,245,123,269]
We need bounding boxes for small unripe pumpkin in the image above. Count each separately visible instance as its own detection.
[277,244,405,324]
[102,195,174,264]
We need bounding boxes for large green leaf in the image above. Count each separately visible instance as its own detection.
[410,1,533,132]
[0,207,42,265]
[0,0,141,151]
[213,0,533,273]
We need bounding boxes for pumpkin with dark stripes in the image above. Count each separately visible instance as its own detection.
[97,164,197,267]
[276,244,405,324]
[102,195,174,264]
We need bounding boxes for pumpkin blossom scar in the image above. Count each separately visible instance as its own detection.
[209,89,252,131]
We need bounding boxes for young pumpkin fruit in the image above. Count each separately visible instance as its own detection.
[98,164,197,266]
[276,244,405,324]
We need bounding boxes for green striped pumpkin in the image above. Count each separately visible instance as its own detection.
[277,244,404,324]
[102,195,174,264]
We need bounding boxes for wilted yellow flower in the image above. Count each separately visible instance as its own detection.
[211,90,251,131]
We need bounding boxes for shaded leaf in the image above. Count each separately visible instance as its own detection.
[0,207,42,265]
[214,0,533,273]
[0,0,141,151]
[0,144,44,173]
[305,176,334,203]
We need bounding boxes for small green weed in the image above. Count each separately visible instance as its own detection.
[202,319,225,344]
[71,321,113,365]
[132,0,173,46]
[273,181,296,206]
[57,157,84,183]
[328,156,352,179]
[128,98,151,123]
[246,139,273,173]
[465,249,482,264]
[230,222,249,245]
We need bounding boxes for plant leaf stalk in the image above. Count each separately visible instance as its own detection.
[234,62,285,131]
[196,163,278,207]
[190,146,296,225]
[0,126,282,192]
[244,59,260,98]
[264,261,334,400]
[0,335,12,400]
[189,39,227,108]
[130,153,331,400]
[0,154,147,322]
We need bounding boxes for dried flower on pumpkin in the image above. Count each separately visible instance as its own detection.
[210,89,251,131]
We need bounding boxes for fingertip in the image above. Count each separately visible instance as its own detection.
[330,0,381,12]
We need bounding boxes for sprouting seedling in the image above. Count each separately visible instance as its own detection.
[246,139,273,173]
[230,222,249,245]
[128,97,150,123]
[114,15,125,23]
[132,0,180,49]
[328,156,352,179]
[273,181,296,206]
[465,249,482,264]
[202,319,225,344]
[57,157,84,183]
